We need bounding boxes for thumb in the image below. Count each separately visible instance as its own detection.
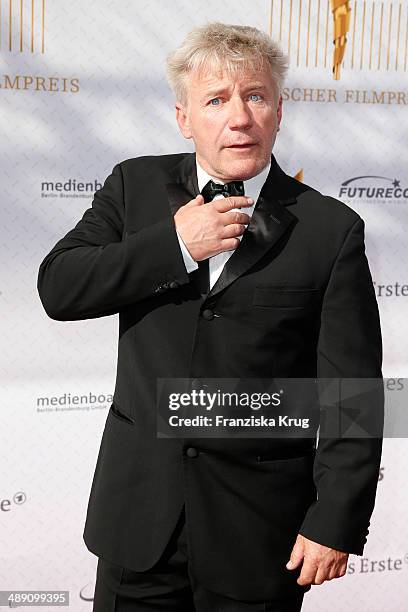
[286,541,305,570]
[193,194,205,205]
[184,194,204,207]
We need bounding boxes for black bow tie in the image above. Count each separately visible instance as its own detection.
[201,179,245,203]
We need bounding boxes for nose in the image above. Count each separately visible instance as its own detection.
[227,97,252,130]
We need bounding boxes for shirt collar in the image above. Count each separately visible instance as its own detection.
[196,157,271,205]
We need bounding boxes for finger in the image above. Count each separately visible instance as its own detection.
[193,194,205,205]
[222,211,251,226]
[313,565,331,585]
[327,566,339,580]
[185,194,205,207]
[213,196,254,212]
[219,238,241,252]
[296,561,318,586]
[286,545,304,570]
[329,562,347,580]
[220,224,247,239]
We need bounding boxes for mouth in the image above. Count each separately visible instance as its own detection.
[225,142,256,153]
[226,143,257,150]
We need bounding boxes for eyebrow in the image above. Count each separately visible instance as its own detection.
[200,83,268,100]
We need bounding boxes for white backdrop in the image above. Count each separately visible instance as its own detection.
[1,0,407,609]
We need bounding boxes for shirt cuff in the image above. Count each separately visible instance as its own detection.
[176,231,199,273]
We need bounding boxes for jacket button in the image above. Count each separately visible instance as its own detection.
[186,447,199,458]
[168,281,179,289]
[201,308,214,320]
[191,378,202,390]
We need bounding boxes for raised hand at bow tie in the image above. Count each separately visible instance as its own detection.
[173,192,253,262]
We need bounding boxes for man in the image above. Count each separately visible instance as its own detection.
[37,22,383,612]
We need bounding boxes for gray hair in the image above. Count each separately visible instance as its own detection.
[166,22,289,106]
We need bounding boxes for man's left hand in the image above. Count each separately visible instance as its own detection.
[286,534,349,585]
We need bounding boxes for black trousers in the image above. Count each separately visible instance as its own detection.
[93,507,306,612]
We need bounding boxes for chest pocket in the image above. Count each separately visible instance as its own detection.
[252,286,320,309]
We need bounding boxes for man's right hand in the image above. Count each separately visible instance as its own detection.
[174,194,253,262]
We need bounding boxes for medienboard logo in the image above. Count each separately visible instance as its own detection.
[36,391,113,412]
[41,178,102,199]
[269,0,408,79]
[339,175,408,203]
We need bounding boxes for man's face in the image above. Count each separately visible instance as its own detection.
[175,63,282,182]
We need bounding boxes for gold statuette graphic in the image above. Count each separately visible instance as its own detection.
[331,0,351,79]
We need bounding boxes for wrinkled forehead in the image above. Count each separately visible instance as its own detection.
[185,57,276,98]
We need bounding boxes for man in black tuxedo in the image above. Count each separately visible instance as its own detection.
[37,22,383,612]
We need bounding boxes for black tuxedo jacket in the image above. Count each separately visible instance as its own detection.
[37,153,383,601]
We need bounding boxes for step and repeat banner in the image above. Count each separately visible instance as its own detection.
[1,1,407,610]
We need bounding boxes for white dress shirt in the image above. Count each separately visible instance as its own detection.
[176,158,271,290]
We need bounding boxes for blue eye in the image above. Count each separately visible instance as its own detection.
[210,98,221,105]
[249,94,262,102]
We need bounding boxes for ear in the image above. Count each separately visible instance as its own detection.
[277,95,283,127]
[175,102,192,139]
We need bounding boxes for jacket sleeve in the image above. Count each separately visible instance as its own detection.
[37,163,191,321]
[298,216,384,554]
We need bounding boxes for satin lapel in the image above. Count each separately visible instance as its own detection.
[205,156,299,301]
[166,152,199,215]
[165,153,209,297]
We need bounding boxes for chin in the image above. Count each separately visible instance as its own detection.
[222,157,268,181]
